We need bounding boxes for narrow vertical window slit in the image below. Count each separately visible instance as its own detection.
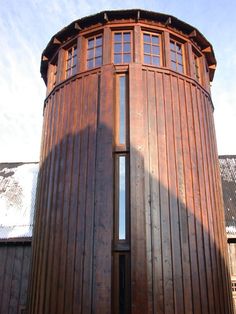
[119,156,126,240]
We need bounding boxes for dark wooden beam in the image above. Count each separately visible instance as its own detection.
[74,22,81,30]
[137,10,140,20]
[202,46,212,53]
[165,16,171,26]
[189,29,197,38]
[104,12,109,22]
[53,37,61,45]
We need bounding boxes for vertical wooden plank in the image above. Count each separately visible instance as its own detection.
[191,84,209,313]
[1,246,16,314]
[0,246,7,309]
[134,25,141,63]
[8,246,24,313]
[103,27,112,64]
[64,77,83,314]
[57,81,78,314]
[82,73,99,312]
[202,92,223,314]
[163,31,170,68]
[66,77,83,314]
[29,100,51,313]
[153,71,165,313]
[164,73,184,314]
[184,81,202,313]
[20,245,31,309]
[54,84,71,314]
[39,89,59,314]
[196,88,215,314]
[186,42,194,78]
[33,97,54,313]
[206,98,233,313]
[144,70,153,314]
[129,63,148,313]
[159,73,174,314]
[43,91,60,313]
[175,77,193,314]
[49,87,68,314]
[170,74,192,314]
[92,64,114,313]
[72,74,90,314]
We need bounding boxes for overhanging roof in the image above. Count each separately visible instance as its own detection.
[40,9,216,83]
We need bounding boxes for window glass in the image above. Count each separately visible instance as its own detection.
[193,53,200,82]
[119,76,126,144]
[66,44,77,78]
[114,31,132,64]
[143,33,161,66]
[119,156,126,240]
[170,39,184,74]
[87,35,103,69]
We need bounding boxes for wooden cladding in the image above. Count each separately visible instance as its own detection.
[29,62,233,313]
[0,243,31,314]
[129,63,233,313]
[28,65,115,314]
[30,15,230,313]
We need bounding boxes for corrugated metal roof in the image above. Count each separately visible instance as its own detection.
[0,162,39,240]
[219,156,236,235]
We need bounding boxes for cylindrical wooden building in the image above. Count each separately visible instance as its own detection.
[28,9,233,314]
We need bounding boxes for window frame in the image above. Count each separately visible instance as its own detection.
[169,37,186,74]
[193,52,201,82]
[65,43,78,79]
[113,153,130,246]
[113,30,133,65]
[86,33,103,70]
[115,74,129,150]
[142,31,162,67]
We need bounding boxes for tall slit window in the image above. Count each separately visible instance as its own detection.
[170,39,184,73]
[117,76,127,145]
[87,35,103,69]
[143,33,161,66]
[65,45,77,78]
[114,32,131,64]
[118,155,126,240]
[113,73,130,314]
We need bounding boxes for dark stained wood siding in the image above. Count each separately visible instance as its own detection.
[28,16,232,312]
[0,243,31,314]
[28,66,114,314]
[129,65,233,314]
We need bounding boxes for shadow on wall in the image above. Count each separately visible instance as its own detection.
[26,123,233,314]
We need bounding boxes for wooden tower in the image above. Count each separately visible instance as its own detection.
[28,10,233,314]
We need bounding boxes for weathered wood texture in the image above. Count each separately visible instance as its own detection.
[0,243,31,314]
[28,65,114,314]
[129,65,233,314]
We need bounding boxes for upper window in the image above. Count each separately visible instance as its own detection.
[65,45,77,78]
[193,53,200,82]
[170,39,184,73]
[113,32,132,64]
[143,33,161,66]
[87,35,103,69]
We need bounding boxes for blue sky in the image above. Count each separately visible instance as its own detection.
[0,0,235,161]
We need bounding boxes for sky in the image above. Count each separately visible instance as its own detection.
[0,0,235,162]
